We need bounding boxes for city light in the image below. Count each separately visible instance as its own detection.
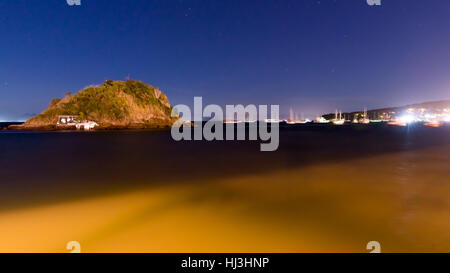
[399,114,416,124]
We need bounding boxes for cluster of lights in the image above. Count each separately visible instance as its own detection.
[398,114,416,124]
[396,108,450,124]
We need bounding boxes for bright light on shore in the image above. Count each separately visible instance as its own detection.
[399,115,416,124]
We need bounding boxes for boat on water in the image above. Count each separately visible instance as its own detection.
[223,120,240,124]
[332,110,345,125]
[286,119,311,124]
[297,119,311,124]
[314,116,330,123]
[359,108,370,124]
[286,108,297,124]
[333,120,345,125]
[286,108,311,124]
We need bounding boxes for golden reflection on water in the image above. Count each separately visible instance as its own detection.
[0,145,449,253]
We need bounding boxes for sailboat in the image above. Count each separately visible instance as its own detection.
[286,108,296,124]
[286,108,310,124]
[296,112,310,124]
[315,116,330,123]
[359,108,370,124]
[332,110,345,125]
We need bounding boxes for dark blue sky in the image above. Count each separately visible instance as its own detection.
[0,0,449,121]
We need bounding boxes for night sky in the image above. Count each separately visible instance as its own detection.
[0,0,449,121]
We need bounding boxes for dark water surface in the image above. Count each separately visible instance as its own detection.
[1,123,449,210]
[1,123,450,252]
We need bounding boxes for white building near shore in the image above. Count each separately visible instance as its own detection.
[57,115,98,130]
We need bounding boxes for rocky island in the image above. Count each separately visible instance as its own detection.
[8,80,177,131]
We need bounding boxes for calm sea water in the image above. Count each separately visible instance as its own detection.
[1,123,449,207]
[1,123,449,252]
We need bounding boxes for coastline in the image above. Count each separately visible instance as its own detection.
[4,121,174,131]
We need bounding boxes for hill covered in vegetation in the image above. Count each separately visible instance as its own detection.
[19,80,176,130]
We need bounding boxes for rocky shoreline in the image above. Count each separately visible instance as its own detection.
[4,121,173,131]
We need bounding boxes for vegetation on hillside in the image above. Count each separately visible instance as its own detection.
[25,80,175,127]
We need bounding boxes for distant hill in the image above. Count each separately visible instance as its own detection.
[399,99,450,110]
[19,80,176,130]
[323,99,450,120]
